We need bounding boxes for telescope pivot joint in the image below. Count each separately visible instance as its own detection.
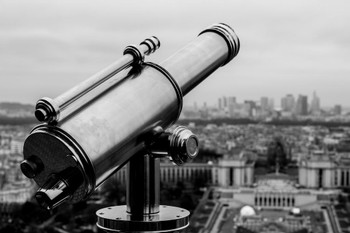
[147,126,199,165]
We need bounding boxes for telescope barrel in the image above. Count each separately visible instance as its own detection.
[35,36,160,123]
[21,23,240,209]
[161,23,239,96]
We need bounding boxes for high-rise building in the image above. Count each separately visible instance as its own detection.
[281,94,295,112]
[200,102,209,118]
[310,91,321,114]
[295,95,308,115]
[334,105,342,115]
[222,96,228,109]
[228,96,236,106]
[268,98,274,111]
[218,96,234,111]
[244,100,256,117]
[260,97,269,111]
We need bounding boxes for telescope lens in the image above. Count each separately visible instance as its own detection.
[35,167,83,210]
[36,175,71,210]
[36,191,55,210]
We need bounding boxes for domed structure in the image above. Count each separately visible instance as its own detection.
[240,205,256,217]
[290,207,301,215]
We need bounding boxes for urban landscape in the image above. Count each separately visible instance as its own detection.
[1,0,350,232]
[1,94,350,232]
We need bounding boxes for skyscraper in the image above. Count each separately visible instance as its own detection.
[281,94,295,112]
[218,96,234,110]
[218,98,222,110]
[260,97,269,111]
[334,105,342,115]
[295,95,308,115]
[268,98,274,111]
[223,96,228,109]
[228,96,236,106]
[310,91,321,114]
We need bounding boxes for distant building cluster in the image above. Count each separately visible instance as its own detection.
[181,92,346,121]
[0,126,34,213]
[114,123,350,233]
[2,119,350,232]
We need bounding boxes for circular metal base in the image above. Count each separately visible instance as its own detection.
[96,205,190,232]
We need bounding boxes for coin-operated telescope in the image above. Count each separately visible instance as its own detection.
[20,23,239,232]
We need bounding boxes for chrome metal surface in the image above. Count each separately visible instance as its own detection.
[96,205,190,233]
[168,126,199,165]
[148,126,199,165]
[35,167,83,210]
[126,154,160,216]
[199,23,240,65]
[161,23,240,96]
[24,64,182,208]
[144,62,183,121]
[22,23,240,209]
[35,37,160,124]
[22,125,95,205]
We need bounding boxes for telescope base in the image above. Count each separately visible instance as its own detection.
[96,205,190,232]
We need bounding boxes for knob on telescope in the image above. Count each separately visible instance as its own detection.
[148,126,199,165]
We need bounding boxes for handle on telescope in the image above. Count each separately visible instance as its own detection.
[35,36,160,124]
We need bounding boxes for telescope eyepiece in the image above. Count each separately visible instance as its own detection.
[35,167,83,210]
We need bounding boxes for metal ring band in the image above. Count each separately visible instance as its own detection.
[143,38,157,54]
[35,97,60,123]
[199,23,240,66]
[123,45,144,65]
[143,62,183,123]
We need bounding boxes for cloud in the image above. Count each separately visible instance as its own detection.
[1,0,350,107]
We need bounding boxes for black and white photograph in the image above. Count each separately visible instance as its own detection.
[0,0,350,232]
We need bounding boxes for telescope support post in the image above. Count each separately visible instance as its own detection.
[96,151,190,233]
[126,153,160,217]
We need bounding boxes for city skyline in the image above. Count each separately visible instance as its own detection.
[1,1,350,107]
[186,91,341,110]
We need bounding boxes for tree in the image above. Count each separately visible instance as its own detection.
[267,137,288,173]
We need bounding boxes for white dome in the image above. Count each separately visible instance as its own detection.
[291,207,301,215]
[240,205,256,217]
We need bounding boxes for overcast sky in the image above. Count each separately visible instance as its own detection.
[1,0,349,108]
